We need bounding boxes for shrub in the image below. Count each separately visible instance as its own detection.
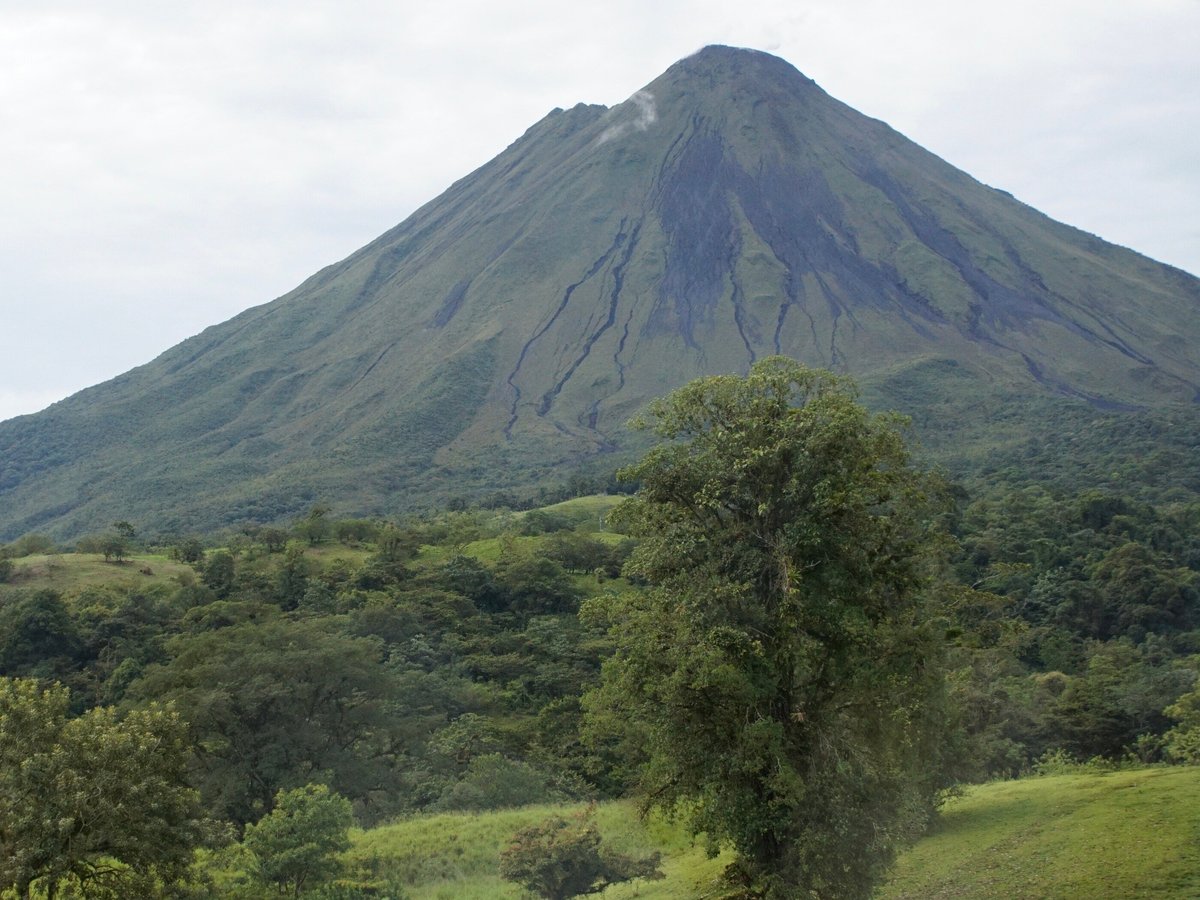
[433,754,560,812]
[243,784,354,896]
[499,807,661,900]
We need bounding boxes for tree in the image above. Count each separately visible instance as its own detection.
[584,358,952,899]
[112,520,137,542]
[172,537,206,565]
[499,807,661,900]
[242,783,353,897]
[129,618,402,824]
[275,545,312,610]
[0,589,82,679]
[1163,666,1200,763]
[99,532,129,563]
[7,533,55,557]
[492,555,582,616]
[0,678,205,899]
[294,504,332,546]
[259,526,290,554]
[431,753,560,811]
[201,550,237,599]
[544,531,615,575]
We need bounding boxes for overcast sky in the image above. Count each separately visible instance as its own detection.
[2,0,1197,423]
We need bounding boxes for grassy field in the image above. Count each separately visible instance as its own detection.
[2,552,195,592]
[336,767,1200,899]
[2,544,374,594]
[880,766,1200,899]
[343,801,729,900]
[528,494,627,521]
[296,543,373,567]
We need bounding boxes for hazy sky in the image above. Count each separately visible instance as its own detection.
[2,0,1197,422]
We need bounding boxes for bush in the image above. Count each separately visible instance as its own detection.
[519,510,574,535]
[7,533,55,557]
[433,754,561,811]
[1163,685,1200,763]
[499,807,661,899]
[243,783,354,896]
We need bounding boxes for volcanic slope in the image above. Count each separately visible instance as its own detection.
[2,46,1198,538]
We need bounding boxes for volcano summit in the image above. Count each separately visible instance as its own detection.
[2,46,1197,537]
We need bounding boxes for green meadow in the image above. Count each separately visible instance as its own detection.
[3,552,194,591]
[340,801,729,900]
[882,767,1200,899]
[319,766,1199,899]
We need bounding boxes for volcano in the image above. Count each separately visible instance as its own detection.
[2,46,1197,538]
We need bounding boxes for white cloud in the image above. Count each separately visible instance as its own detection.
[597,91,658,145]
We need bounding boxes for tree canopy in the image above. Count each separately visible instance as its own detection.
[129,617,401,824]
[0,677,205,899]
[585,357,953,899]
[242,783,353,897]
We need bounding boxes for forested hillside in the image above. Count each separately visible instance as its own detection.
[2,365,1198,898]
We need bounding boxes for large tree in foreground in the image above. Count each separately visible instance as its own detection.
[0,678,204,899]
[585,357,953,899]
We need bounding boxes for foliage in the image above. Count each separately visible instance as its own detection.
[294,505,333,546]
[0,589,90,698]
[1163,665,1200,763]
[74,532,131,563]
[129,617,402,824]
[170,536,206,565]
[200,551,236,599]
[0,677,206,899]
[259,526,291,553]
[112,521,137,542]
[499,807,661,900]
[943,467,1200,774]
[543,531,630,577]
[431,753,561,812]
[243,783,354,897]
[519,510,575,536]
[2,470,1197,895]
[275,545,313,609]
[1036,638,1192,760]
[491,554,582,616]
[4,534,56,558]
[586,358,952,899]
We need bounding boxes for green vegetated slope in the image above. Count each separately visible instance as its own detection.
[3,552,194,593]
[866,366,1200,500]
[342,802,729,900]
[4,360,1199,897]
[1,45,1198,539]
[3,469,1199,897]
[324,768,1200,899]
[881,767,1200,900]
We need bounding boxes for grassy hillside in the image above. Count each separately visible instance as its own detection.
[2,551,194,592]
[338,802,726,900]
[882,767,1200,900]
[322,768,1199,899]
